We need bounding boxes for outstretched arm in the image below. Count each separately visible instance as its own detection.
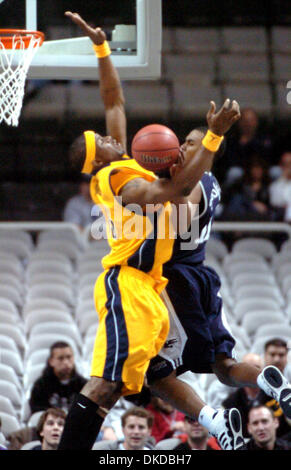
[65,11,127,152]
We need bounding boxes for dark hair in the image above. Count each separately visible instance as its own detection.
[69,134,86,173]
[264,338,288,352]
[49,341,72,359]
[248,405,275,422]
[243,153,270,186]
[121,406,154,429]
[36,408,66,441]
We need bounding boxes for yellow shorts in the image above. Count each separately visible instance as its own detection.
[90,265,169,395]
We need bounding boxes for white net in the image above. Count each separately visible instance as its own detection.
[0,33,42,126]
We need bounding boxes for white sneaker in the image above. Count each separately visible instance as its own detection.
[258,365,291,419]
[210,408,245,450]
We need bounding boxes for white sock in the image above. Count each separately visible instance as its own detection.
[198,405,217,432]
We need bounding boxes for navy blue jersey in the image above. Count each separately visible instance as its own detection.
[166,172,221,266]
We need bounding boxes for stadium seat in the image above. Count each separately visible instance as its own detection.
[27,411,44,428]
[276,264,291,284]
[224,84,272,114]
[273,54,291,83]
[0,325,26,352]
[275,84,291,118]
[0,412,21,437]
[37,228,82,247]
[29,322,82,349]
[26,260,72,279]
[67,82,106,119]
[0,239,32,259]
[0,396,17,417]
[78,311,99,336]
[0,310,20,325]
[221,27,267,53]
[234,298,281,323]
[205,238,228,260]
[223,251,265,269]
[0,349,24,376]
[271,26,291,53]
[229,324,251,349]
[254,325,291,342]
[0,298,19,317]
[232,273,276,291]
[27,284,75,307]
[241,311,288,337]
[35,238,81,261]
[82,335,95,360]
[0,380,23,408]
[23,297,70,317]
[281,275,291,297]
[234,285,284,307]
[0,258,24,280]
[0,364,22,392]
[164,54,216,85]
[24,310,74,333]
[27,273,71,289]
[28,250,73,266]
[78,285,95,303]
[271,252,291,271]
[172,83,221,118]
[25,349,49,369]
[78,261,104,277]
[124,81,171,119]
[0,229,33,249]
[0,273,24,295]
[232,238,277,260]
[174,27,220,53]
[23,364,44,392]
[75,299,96,321]
[25,334,81,360]
[0,335,20,354]
[0,284,22,306]
[226,261,270,281]
[281,240,291,253]
[219,54,269,83]
[161,27,176,54]
[22,83,67,120]
[20,439,42,450]
[79,273,98,290]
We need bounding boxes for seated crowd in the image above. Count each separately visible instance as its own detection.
[1,337,291,451]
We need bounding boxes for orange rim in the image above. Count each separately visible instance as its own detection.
[0,29,45,49]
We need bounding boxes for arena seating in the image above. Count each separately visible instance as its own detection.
[0,226,290,437]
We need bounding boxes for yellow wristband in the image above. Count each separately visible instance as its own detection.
[202,130,224,152]
[93,41,111,58]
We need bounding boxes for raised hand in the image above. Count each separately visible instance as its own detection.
[65,11,106,45]
[206,99,241,136]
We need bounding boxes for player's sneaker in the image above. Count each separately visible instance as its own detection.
[210,408,245,450]
[257,365,291,419]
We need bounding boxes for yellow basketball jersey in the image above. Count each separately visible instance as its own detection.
[90,158,175,292]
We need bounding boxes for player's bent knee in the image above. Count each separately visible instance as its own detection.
[81,376,122,408]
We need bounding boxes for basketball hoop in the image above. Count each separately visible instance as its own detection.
[0,29,44,126]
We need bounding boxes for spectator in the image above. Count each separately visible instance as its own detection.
[0,418,7,450]
[254,338,291,437]
[146,397,185,443]
[22,408,66,450]
[246,405,291,450]
[215,107,274,183]
[222,353,264,438]
[63,176,96,230]
[29,341,87,415]
[7,427,38,450]
[93,407,155,450]
[155,415,221,451]
[269,151,291,222]
[264,338,291,382]
[220,154,274,222]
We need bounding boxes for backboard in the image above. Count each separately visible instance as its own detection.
[0,0,162,80]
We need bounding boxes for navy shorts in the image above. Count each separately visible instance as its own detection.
[147,262,236,383]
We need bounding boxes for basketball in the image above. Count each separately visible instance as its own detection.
[131,124,180,172]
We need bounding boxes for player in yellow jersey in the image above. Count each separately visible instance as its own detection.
[58,12,241,450]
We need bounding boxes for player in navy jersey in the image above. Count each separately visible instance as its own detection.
[147,127,291,432]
